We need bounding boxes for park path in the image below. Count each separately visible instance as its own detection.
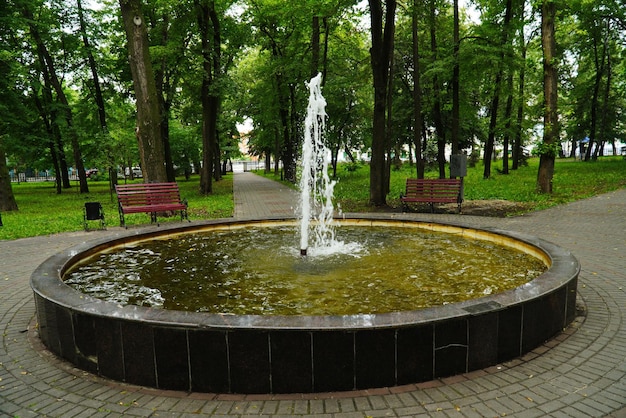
[233,171,300,219]
[0,172,625,417]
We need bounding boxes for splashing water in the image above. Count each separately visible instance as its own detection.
[299,73,339,256]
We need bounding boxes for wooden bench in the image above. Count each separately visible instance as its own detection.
[115,182,189,228]
[400,178,463,213]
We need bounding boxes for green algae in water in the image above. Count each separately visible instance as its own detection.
[64,226,546,315]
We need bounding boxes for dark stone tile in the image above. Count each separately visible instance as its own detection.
[355,329,396,389]
[522,288,566,353]
[313,331,354,392]
[122,322,156,387]
[95,317,124,381]
[33,295,49,347]
[55,306,75,363]
[435,319,467,347]
[565,276,578,325]
[468,312,498,370]
[73,313,98,373]
[229,331,270,394]
[434,319,468,377]
[43,298,60,355]
[154,327,189,391]
[434,345,467,377]
[397,325,434,384]
[73,314,96,356]
[270,331,313,393]
[189,330,229,393]
[498,305,522,362]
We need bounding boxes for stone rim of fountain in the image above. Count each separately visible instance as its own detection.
[30,214,580,393]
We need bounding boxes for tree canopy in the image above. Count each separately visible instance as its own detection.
[2,0,626,211]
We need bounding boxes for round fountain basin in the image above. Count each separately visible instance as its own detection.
[30,216,579,394]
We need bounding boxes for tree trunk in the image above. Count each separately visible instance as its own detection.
[368,0,396,206]
[77,0,107,132]
[78,0,117,187]
[451,0,460,157]
[502,71,514,174]
[429,1,446,179]
[596,37,612,160]
[384,51,394,195]
[537,0,558,194]
[152,13,177,183]
[412,0,424,179]
[512,39,527,170]
[197,0,222,193]
[312,15,320,78]
[119,0,167,183]
[25,8,89,193]
[32,73,66,193]
[285,83,297,183]
[0,142,18,212]
[483,0,513,179]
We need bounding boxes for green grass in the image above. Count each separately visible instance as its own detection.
[2,157,625,240]
[0,174,234,240]
[258,156,626,212]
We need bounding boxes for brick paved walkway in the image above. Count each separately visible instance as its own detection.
[1,172,625,417]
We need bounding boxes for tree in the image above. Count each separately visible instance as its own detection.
[537,0,557,193]
[412,0,425,178]
[23,5,90,193]
[197,0,222,194]
[482,0,514,179]
[0,142,17,212]
[369,0,396,206]
[119,0,167,183]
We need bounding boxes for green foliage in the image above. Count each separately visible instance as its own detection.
[0,175,234,240]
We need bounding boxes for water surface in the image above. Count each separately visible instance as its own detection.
[64,226,546,315]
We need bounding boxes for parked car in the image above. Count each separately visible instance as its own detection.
[124,167,142,178]
[85,168,99,178]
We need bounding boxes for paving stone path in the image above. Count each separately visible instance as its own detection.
[1,172,625,417]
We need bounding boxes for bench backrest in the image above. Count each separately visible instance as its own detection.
[115,182,182,207]
[405,178,461,198]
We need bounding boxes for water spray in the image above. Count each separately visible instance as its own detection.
[299,73,335,257]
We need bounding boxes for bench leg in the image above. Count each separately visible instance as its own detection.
[118,210,126,229]
[181,209,190,222]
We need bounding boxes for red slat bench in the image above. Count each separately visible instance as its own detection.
[400,178,463,213]
[115,182,189,228]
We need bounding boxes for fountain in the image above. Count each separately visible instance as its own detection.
[299,72,337,256]
[30,75,580,394]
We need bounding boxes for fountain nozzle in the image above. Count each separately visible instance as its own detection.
[300,248,308,257]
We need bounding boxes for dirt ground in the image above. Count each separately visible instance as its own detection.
[398,200,535,217]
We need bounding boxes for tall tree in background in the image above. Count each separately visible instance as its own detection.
[369,0,396,206]
[77,0,116,184]
[451,0,460,158]
[119,0,167,183]
[412,0,424,178]
[429,0,446,179]
[537,0,557,193]
[0,142,17,212]
[24,6,90,193]
[197,0,222,194]
[483,0,514,179]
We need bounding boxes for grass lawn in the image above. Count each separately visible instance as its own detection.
[0,174,234,240]
[259,156,626,213]
[1,156,624,240]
